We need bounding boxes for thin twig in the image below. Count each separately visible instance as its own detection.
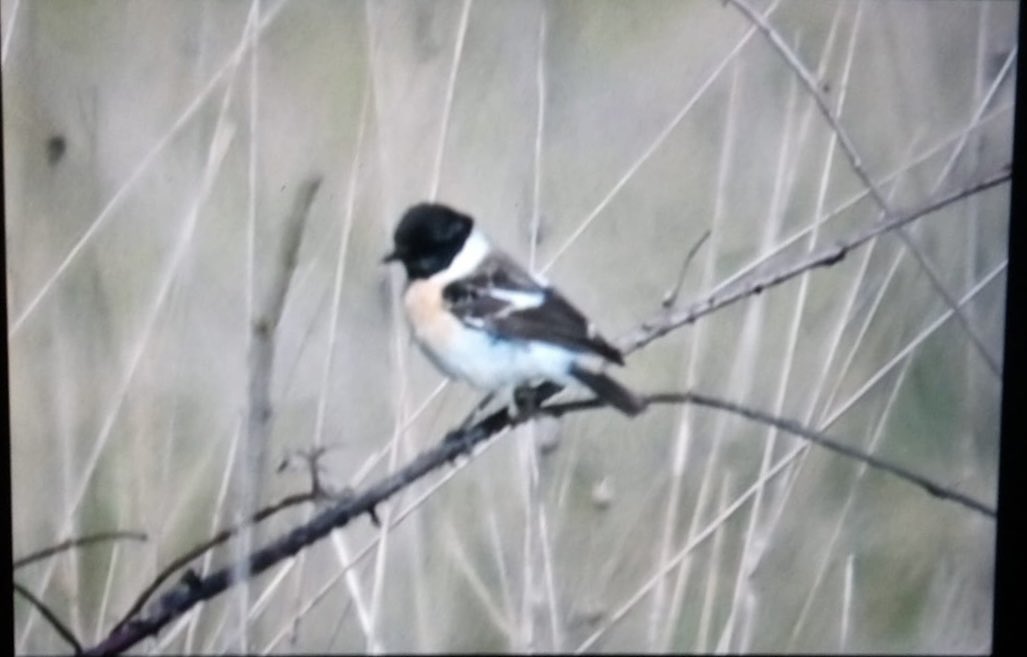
[109,490,318,634]
[620,167,1011,353]
[14,532,147,570]
[680,100,1009,349]
[723,0,1004,377]
[14,580,83,654]
[686,395,998,517]
[541,393,994,517]
[661,229,712,309]
[259,439,497,653]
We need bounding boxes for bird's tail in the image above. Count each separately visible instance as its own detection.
[569,364,647,417]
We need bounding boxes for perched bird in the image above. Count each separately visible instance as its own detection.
[383,203,646,418]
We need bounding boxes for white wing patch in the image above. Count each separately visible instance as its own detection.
[488,288,546,312]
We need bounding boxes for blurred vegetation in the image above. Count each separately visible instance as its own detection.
[4,0,1014,653]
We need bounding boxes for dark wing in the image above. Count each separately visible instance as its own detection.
[442,252,624,365]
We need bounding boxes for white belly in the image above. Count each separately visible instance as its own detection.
[421,326,575,390]
[403,278,575,390]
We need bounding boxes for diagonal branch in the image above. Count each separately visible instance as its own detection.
[81,392,541,656]
[14,580,82,654]
[722,0,1006,377]
[13,531,147,570]
[619,166,1011,353]
[542,393,995,517]
[109,490,319,635]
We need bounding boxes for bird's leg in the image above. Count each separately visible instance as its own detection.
[457,391,496,430]
[510,384,540,423]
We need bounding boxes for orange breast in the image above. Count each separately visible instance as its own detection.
[404,279,462,354]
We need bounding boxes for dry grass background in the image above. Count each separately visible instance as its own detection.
[3,0,1015,653]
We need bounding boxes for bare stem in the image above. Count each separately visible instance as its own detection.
[723,0,1005,377]
[109,491,318,634]
[14,580,83,654]
[14,532,147,570]
[620,168,1011,354]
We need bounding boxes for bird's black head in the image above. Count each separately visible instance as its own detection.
[383,203,474,279]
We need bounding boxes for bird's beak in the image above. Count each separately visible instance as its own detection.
[382,250,399,264]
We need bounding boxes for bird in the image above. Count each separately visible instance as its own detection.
[383,202,647,418]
